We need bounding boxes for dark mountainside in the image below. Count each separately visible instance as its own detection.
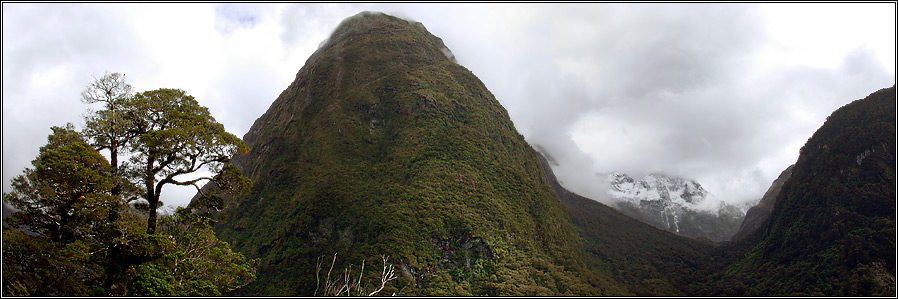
[536,154,721,295]
[731,163,795,241]
[195,11,896,296]
[703,85,897,296]
[203,12,627,296]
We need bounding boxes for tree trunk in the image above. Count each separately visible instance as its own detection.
[104,146,121,293]
[146,194,159,235]
[107,145,121,235]
[145,156,158,235]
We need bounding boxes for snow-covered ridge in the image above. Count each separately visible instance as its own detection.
[607,172,744,241]
[609,172,708,208]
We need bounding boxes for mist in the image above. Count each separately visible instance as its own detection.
[3,3,895,211]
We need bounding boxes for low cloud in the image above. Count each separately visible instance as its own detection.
[389,3,895,207]
[3,3,895,212]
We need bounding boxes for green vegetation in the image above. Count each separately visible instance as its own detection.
[127,208,256,296]
[3,125,122,296]
[4,125,117,244]
[209,12,896,296]
[212,12,627,296]
[2,73,256,296]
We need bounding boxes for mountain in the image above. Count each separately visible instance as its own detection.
[1,202,16,220]
[731,164,794,241]
[608,172,744,242]
[704,85,896,296]
[191,10,895,296]
[535,154,721,296]
[201,11,629,296]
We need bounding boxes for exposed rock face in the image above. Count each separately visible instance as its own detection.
[731,164,795,241]
[609,173,744,242]
[431,232,493,271]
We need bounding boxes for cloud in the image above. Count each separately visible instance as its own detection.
[2,3,895,213]
[3,4,149,202]
[278,3,361,48]
[569,46,894,206]
[433,4,771,202]
[381,3,895,208]
[214,3,272,35]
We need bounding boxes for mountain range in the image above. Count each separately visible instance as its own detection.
[607,172,745,242]
[193,12,896,296]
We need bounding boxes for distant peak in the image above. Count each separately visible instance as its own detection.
[608,172,708,205]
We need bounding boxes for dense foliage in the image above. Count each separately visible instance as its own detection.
[127,208,256,296]
[2,75,257,296]
[3,126,120,295]
[4,126,116,244]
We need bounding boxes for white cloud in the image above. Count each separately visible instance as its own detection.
[757,3,896,74]
[3,3,895,212]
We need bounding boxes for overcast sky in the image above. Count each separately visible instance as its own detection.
[3,3,895,211]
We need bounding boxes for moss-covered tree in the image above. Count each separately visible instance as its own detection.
[114,88,250,234]
[1,124,155,296]
[3,124,116,243]
[81,72,135,180]
[3,75,258,296]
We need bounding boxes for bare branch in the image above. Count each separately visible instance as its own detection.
[312,253,398,297]
[368,256,397,296]
[326,253,337,295]
[314,256,323,296]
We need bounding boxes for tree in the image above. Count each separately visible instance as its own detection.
[314,253,399,296]
[81,72,135,174]
[80,73,151,290]
[3,124,116,243]
[3,75,257,296]
[1,123,250,295]
[81,74,250,234]
[81,72,142,208]
[1,124,135,296]
[126,207,257,296]
[116,88,249,234]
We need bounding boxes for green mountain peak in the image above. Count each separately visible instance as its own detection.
[209,11,626,296]
[196,11,896,296]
